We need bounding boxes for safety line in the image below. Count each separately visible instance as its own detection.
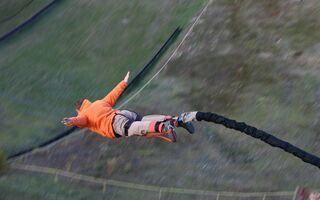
[117,0,213,109]
[117,27,181,102]
[11,163,294,198]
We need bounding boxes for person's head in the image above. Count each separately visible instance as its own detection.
[75,98,85,113]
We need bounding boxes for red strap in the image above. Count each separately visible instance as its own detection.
[144,132,175,143]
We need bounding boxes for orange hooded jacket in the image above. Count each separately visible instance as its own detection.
[68,80,127,139]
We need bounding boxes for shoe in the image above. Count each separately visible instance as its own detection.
[161,120,177,142]
[177,116,195,134]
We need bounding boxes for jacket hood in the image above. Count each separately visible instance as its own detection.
[79,99,92,112]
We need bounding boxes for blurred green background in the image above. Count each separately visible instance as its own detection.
[1,0,320,199]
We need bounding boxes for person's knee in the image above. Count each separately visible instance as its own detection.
[127,121,151,136]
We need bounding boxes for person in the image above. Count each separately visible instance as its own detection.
[62,72,197,141]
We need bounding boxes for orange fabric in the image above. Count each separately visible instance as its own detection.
[68,80,127,139]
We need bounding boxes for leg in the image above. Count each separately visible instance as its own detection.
[141,112,197,134]
[141,113,197,134]
[112,110,141,137]
[141,115,173,122]
[118,110,142,121]
[128,120,175,136]
[112,114,129,137]
[175,111,198,134]
[127,121,153,136]
[114,120,166,136]
[112,110,166,137]
[127,113,175,136]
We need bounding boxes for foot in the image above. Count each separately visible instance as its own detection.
[161,120,176,134]
[177,115,195,134]
[161,120,177,142]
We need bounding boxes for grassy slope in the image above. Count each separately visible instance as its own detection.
[0,0,205,155]
[0,0,51,36]
[0,171,104,200]
[125,0,320,190]
[0,170,162,200]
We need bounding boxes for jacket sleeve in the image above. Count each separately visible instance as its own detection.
[68,115,88,128]
[102,80,127,106]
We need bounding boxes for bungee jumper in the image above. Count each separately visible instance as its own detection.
[62,72,320,169]
[62,72,195,142]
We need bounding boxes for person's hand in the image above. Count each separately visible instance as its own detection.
[61,118,73,126]
[124,71,130,83]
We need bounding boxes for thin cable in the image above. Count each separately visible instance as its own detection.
[117,0,213,109]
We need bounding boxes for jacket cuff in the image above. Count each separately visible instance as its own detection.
[68,117,77,126]
[121,80,128,88]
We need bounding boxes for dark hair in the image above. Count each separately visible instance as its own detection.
[75,98,85,110]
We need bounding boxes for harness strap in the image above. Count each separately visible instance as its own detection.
[112,113,122,138]
[144,129,177,143]
[124,121,133,136]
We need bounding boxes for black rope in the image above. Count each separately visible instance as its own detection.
[196,112,320,169]
[0,0,34,24]
[8,127,77,159]
[0,0,58,43]
[119,27,182,98]
[8,27,182,160]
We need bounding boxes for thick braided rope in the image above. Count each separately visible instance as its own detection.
[196,112,320,169]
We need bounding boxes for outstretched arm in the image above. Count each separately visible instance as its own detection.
[102,71,129,106]
[62,115,88,128]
